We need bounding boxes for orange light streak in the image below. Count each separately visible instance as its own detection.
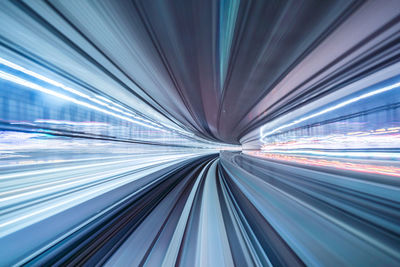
[247,151,400,178]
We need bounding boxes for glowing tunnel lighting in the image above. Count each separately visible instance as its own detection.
[0,71,160,130]
[0,57,164,131]
[96,94,115,104]
[259,150,400,159]
[0,57,92,100]
[260,81,400,141]
[260,126,400,151]
[248,151,400,178]
[34,119,110,126]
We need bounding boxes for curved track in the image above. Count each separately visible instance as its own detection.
[3,152,398,266]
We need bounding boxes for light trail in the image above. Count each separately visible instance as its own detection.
[248,151,400,177]
[260,80,400,141]
[0,71,161,130]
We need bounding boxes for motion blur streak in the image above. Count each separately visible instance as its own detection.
[260,80,400,140]
[0,0,400,266]
[247,151,400,178]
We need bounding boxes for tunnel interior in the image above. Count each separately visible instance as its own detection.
[0,0,400,266]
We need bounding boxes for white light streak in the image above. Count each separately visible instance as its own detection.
[0,57,164,130]
[260,150,400,159]
[260,81,400,141]
[0,71,160,130]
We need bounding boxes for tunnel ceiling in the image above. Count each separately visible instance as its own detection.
[5,0,367,144]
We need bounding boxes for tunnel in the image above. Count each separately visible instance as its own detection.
[0,0,400,266]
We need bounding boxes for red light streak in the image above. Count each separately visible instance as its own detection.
[247,151,400,178]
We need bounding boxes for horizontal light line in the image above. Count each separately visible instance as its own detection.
[0,71,160,130]
[0,57,167,130]
[260,149,400,159]
[260,81,400,140]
